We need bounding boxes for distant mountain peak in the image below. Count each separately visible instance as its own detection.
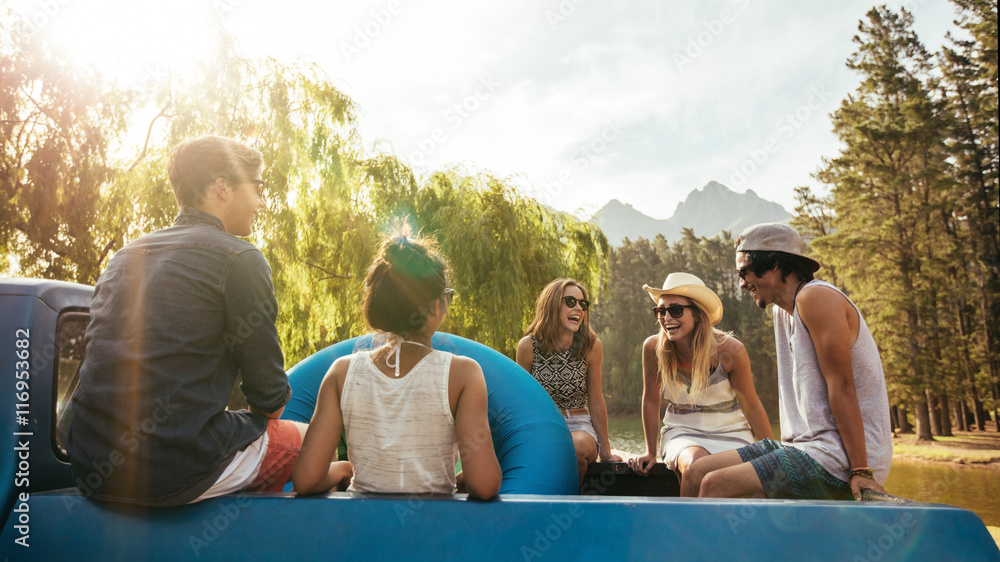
[592,182,790,246]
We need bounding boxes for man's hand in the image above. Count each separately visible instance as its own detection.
[600,452,624,463]
[850,474,886,500]
[629,453,657,476]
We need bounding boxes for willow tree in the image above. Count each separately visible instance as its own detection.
[0,9,135,283]
[368,170,610,359]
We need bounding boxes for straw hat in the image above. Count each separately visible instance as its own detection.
[642,272,723,326]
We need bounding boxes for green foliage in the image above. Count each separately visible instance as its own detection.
[0,10,606,370]
[1,10,135,283]
[803,3,999,435]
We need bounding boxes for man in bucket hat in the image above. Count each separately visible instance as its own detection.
[685,223,892,501]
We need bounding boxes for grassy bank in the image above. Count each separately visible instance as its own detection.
[891,426,1000,466]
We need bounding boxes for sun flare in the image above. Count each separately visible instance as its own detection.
[24,0,220,86]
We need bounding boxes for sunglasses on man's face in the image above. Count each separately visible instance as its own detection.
[562,296,590,311]
[246,179,267,197]
[443,288,455,305]
[652,304,696,319]
[736,265,752,281]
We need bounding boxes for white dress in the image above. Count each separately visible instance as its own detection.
[658,354,755,470]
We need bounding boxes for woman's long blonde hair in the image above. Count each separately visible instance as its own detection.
[655,297,728,400]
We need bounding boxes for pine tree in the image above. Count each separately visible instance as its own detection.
[814,6,952,440]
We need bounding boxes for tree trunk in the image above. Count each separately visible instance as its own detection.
[890,405,899,433]
[915,398,934,441]
[971,389,987,431]
[957,298,987,430]
[927,390,942,436]
[939,392,952,436]
[897,405,913,434]
[956,399,968,432]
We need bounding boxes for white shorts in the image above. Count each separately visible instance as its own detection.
[192,431,268,502]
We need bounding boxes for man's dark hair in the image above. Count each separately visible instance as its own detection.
[741,250,815,283]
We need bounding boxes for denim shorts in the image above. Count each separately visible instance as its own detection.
[564,414,601,458]
[737,438,852,500]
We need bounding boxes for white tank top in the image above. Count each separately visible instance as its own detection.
[774,280,892,484]
[341,349,458,494]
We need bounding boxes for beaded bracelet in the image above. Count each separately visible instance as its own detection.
[849,467,874,480]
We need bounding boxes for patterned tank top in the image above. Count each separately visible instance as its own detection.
[528,335,588,410]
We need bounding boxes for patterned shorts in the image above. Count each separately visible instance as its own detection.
[737,439,852,500]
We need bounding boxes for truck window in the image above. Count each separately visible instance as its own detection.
[54,311,90,458]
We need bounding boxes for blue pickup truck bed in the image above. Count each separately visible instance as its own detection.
[1,278,997,561]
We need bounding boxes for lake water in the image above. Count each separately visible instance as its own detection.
[607,416,1000,526]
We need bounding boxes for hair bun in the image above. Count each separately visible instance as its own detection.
[384,236,432,278]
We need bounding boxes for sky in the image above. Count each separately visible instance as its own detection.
[11,0,965,220]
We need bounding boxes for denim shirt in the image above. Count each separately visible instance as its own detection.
[67,208,291,504]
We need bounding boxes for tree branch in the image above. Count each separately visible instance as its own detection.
[127,96,173,172]
[304,261,350,280]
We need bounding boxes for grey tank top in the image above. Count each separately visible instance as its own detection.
[773,280,892,484]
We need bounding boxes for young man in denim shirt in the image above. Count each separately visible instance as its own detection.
[67,135,349,505]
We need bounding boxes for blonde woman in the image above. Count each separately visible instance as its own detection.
[516,278,622,484]
[628,273,772,496]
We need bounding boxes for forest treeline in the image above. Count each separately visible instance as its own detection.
[2,2,996,439]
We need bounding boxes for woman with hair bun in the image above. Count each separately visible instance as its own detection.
[628,273,772,496]
[516,278,622,484]
[293,232,502,499]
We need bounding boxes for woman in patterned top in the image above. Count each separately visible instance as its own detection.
[628,273,772,496]
[516,278,622,484]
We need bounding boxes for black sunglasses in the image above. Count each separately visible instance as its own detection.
[652,304,696,319]
[736,265,752,281]
[562,296,590,311]
[443,288,455,305]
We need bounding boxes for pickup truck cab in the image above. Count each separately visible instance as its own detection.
[1,278,997,561]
